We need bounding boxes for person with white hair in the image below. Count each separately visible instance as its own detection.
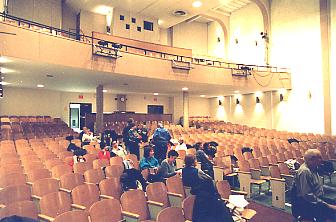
[293,149,336,221]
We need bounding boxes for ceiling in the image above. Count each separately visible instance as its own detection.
[0,56,257,98]
[65,0,251,28]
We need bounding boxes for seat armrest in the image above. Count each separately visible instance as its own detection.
[270,177,285,182]
[0,204,5,208]
[59,188,71,193]
[31,195,42,200]
[38,213,54,221]
[147,200,164,207]
[100,194,114,199]
[26,182,33,186]
[281,174,294,178]
[231,190,248,196]
[213,165,224,169]
[122,211,140,218]
[237,171,251,175]
[167,192,183,198]
[250,168,261,172]
[71,203,86,210]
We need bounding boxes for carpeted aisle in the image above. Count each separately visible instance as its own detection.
[247,201,294,222]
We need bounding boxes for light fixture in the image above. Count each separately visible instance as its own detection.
[154,93,159,96]
[200,95,205,97]
[0,57,12,63]
[280,94,284,102]
[158,19,164,26]
[192,1,202,8]
[182,87,188,91]
[103,89,107,93]
[218,100,222,106]
[256,96,260,103]
[236,98,240,105]
[234,90,240,93]
[37,84,44,88]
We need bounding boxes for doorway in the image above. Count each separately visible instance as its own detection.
[69,103,92,132]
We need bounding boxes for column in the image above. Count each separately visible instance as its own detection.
[320,0,332,135]
[183,91,189,128]
[96,85,104,134]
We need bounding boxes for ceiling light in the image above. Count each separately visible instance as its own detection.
[192,1,202,8]
[0,81,10,85]
[0,57,12,63]
[37,84,44,88]
[154,93,159,96]
[234,90,240,93]
[182,87,188,91]
[200,95,205,97]
[0,68,14,73]
[103,89,107,93]
[158,20,164,26]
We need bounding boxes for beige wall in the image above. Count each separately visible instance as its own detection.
[112,8,160,43]
[331,0,336,134]
[0,86,62,117]
[270,0,324,134]
[207,21,225,59]
[173,21,208,56]
[229,2,265,65]
[8,0,62,28]
[61,2,76,34]
[126,94,171,114]
[80,10,105,35]
[189,97,210,117]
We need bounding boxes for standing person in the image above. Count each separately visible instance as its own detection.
[292,149,336,221]
[122,118,134,151]
[182,154,233,222]
[152,122,171,163]
[158,150,180,179]
[127,123,141,159]
[137,122,149,143]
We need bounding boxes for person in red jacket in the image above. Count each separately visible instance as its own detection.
[98,142,110,161]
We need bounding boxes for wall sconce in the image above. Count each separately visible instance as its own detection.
[217,37,221,42]
[256,96,260,103]
[280,94,284,102]
[236,98,240,105]
[218,100,222,106]
[235,38,238,44]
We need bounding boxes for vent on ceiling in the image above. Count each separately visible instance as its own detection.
[173,10,187,17]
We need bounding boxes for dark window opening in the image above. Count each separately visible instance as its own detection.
[143,21,153,31]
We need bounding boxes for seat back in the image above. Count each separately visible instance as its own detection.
[32,178,60,197]
[216,180,231,199]
[73,162,92,174]
[125,154,139,169]
[157,206,185,222]
[39,191,72,218]
[83,168,105,184]
[92,159,110,169]
[53,211,89,222]
[72,183,100,210]
[60,173,85,191]
[26,168,51,183]
[89,199,123,222]
[99,177,122,200]
[182,195,195,221]
[0,185,32,205]
[109,156,124,167]
[146,182,169,208]
[0,200,38,219]
[51,164,73,179]
[120,189,149,221]
[269,165,282,179]
[105,165,124,178]
[166,175,185,199]
[0,173,27,188]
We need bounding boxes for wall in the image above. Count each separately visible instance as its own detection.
[173,21,208,56]
[80,10,105,35]
[61,1,76,34]
[207,21,225,59]
[331,0,336,134]
[0,86,62,117]
[112,8,160,43]
[125,94,171,114]
[270,0,324,134]
[189,97,210,117]
[229,2,265,65]
[8,0,62,28]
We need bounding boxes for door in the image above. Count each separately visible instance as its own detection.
[69,103,92,132]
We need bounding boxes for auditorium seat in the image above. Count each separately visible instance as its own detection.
[156,206,185,222]
[146,182,170,208]
[99,177,122,200]
[38,191,72,221]
[83,168,105,185]
[0,200,38,220]
[26,168,51,185]
[0,185,32,207]
[89,199,124,222]
[71,183,100,211]
[59,172,85,193]
[182,195,195,222]
[105,164,124,178]
[166,175,186,200]
[109,156,124,167]
[0,172,27,189]
[73,162,92,175]
[92,159,110,169]
[53,211,89,222]
[31,178,60,200]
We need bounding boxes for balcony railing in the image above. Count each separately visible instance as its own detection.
[0,12,290,74]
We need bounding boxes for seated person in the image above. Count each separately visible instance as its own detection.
[120,159,147,191]
[82,128,94,145]
[158,150,180,178]
[196,143,214,179]
[110,141,127,158]
[98,142,111,161]
[175,137,187,151]
[182,154,233,222]
[293,149,336,221]
[140,145,159,171]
